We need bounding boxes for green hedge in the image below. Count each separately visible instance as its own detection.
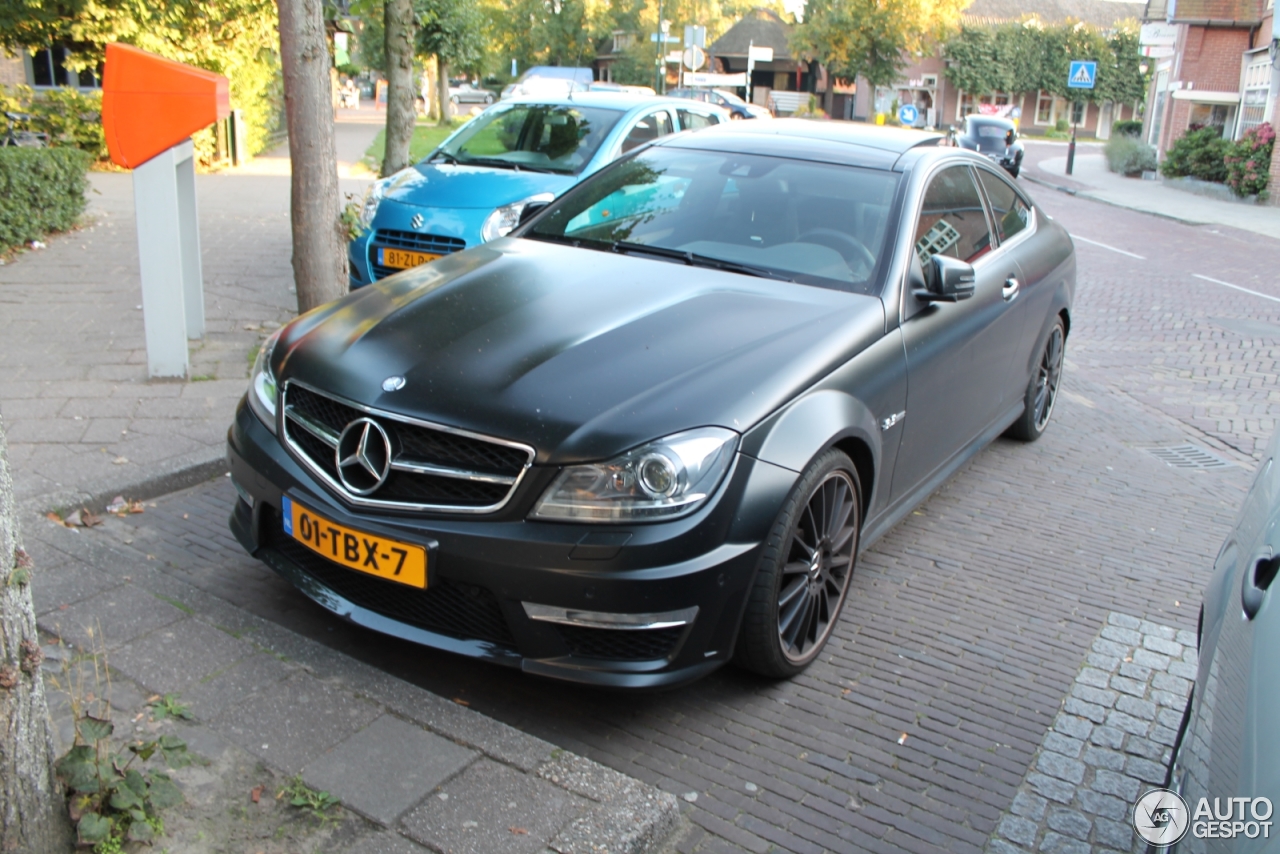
[0,147,91,253]
[1161,126,1231,182]
[1104,135,1157,176]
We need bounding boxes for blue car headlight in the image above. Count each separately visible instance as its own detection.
[481,193,556,242]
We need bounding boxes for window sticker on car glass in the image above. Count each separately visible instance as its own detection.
[916,219,961,266]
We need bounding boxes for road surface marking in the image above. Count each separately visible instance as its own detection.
[1192,274,1280,304]
[1071,235,1145,260]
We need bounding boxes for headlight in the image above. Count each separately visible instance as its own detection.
[247,329,282,434]
[480,193,556,242]
[531,427,738,522]
[360,181,385,228]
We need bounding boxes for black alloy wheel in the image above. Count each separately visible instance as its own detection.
[1007,316,1065,441]
[736,449,861,677]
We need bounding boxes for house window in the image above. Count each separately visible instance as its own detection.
[957,91,1010,120]
[1071,100,1086,124]
[1189,103,1234,136]
[30,44,101,88]
[1238,56,1270,138]
[1036,91,1055,124]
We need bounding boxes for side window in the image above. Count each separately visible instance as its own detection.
[620,110,674,153]
[677,108,717,131]
[914,165,993,265]
[975,169,1031,244]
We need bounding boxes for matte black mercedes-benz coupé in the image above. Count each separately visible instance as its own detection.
[228,119,1075,687]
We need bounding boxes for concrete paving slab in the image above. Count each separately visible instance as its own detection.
[180,651,297,719]
[30,559,123,615]
[302,713,477,827]
[400,758,587,854]
[39,584,187,651]
[110,617,257,694]
[212,673,382,774]
[343,831,434,854]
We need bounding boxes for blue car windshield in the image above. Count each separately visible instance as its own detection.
[527,148,900,295]
[434,104,624,175]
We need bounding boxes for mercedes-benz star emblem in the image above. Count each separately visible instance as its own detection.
[382,376,406,392]
[410,213,425,229]
[335,418,392,495]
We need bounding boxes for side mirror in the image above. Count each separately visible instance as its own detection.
[914,255,975,303]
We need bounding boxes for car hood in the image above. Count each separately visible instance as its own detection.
[274,240,886,463]
[382,163,577,210]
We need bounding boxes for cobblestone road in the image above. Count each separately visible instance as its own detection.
[24,187,1280,853]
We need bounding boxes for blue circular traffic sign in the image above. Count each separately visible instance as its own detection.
[898,104,919,125]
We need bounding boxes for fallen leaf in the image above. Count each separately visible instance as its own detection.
[841,688,851,695]
[112,456,128,465]
[81,511,102,527]
[14,548,33,568]
[129,500,145,514]
[250,785,264,803]
[509,827,529,835]
[63,509,83,527]
[46,511,67,527]
[106,496,128,514]
[453,698,470,706]
[133,712,144,722]
[147,695,161,702]
[897,733,908,745]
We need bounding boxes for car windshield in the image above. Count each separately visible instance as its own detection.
[715,89,748,106]
[525,147,900,294]
[972,123,1008,138]
[433,104,623,175]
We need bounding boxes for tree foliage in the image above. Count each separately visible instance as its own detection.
[944,21,1147,105]
[0,0,282,159]
[792,0,969,89]
[417,0,485,74]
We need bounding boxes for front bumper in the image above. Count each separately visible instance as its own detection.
[227,398,798,687]
[348,201,487,290]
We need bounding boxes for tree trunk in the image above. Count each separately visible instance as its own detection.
[0,414,73,852]
[383,0,416,176]
[822,65,835,117]
[437,59,451,126]
[278,0,348,313]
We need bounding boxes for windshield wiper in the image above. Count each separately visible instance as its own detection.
[609,241,795,282]
[428,149,459,165]
[456,156,559,174]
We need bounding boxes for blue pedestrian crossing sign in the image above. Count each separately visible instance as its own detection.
[1068,60,1097,89]
[897,104,919,125]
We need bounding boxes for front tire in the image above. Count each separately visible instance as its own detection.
[1006,316,1065,441]
[735,449,861,678]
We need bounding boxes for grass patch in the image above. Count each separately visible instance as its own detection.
[362,121,466,174]
[152,593,195,616]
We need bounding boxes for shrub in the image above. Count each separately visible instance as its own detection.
[1104,135,1157,176]
[1054,118,1068,133]
[0,147,91,252]
[1225,121,1274,198]
[1160,126,1230,182]
[1112,119,1143,137]
[0,84,106,161]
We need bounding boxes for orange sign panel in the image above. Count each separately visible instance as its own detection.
[102,43,230,168]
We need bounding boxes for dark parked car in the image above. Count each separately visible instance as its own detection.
[955,115,1024,177]
[1164,426,1280,851]
[667,87,772,120]
[229,120,1075,687]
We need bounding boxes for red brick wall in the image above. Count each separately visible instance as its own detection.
[1175,26,1250,92]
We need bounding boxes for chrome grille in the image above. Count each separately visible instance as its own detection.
[369,230,465,281]
[280,381,533,513]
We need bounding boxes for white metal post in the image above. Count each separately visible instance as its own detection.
[131,138,205,378]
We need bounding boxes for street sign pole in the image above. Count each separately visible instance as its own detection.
[1065,60,1097,176]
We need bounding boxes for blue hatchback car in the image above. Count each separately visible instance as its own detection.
[349,93,727,288]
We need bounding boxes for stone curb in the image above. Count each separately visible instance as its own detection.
[21,447,229,518]
[1021,172,1209,228]
[28,513,683,854]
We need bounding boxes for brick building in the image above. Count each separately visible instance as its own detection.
[873,0,1145,136]
[1141,0,1273,157]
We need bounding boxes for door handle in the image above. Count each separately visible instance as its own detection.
[1002,277,1020,301]
[1242,554,1279,620]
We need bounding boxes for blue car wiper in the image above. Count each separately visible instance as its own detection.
[457,156,559,174]
[428,149,459,165]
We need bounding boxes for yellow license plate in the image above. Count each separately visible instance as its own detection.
[379,247,441,269]
[282,496,427,588]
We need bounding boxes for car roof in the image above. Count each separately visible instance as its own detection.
[966,115,1015,127]
[658,118,942,169]
[501,93,721,113]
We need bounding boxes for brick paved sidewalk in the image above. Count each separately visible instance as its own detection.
[0,127,376,512]
[1022,140,1280,239]
[24,496,680,854]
